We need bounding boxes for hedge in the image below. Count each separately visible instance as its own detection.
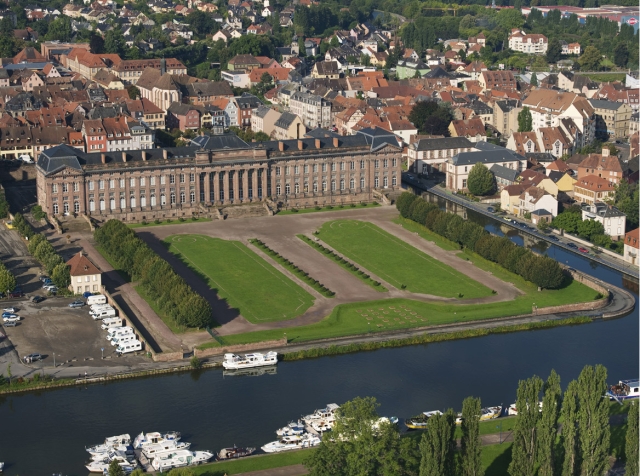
[396,192,564,289]
[95,219,212,328]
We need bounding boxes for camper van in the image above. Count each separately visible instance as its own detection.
[107,327,134,340]
[90,308,117,320]
[111,333,137,346]
[90,304,113,313]
[101,318,123,329]
[116,340,142,355]
[87,295,107,306]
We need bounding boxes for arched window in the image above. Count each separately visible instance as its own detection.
[140,195,146,207]
[331,180,336,191]
[130,196,136,208]
[285,183,291,195]
[180,191,186,203]
[383,176,388,188]
[53,203,59,214]
[294,183,299,194]
[89,199,95,212]
[63,202,69,214]
[110,197,115,209]
[99,199,105,211]
[276,184,281,195]
[392,176,397,186]
[190,190,195,203]
[150,194,156,206]
[120,197,126,209]
[160,193,166,205]
[374,177,379,188]
[322,180,327,191]
[170,193,176,204]
[360,177,365,189]
[313,181,318,192]
[74,201,80,213]
[349,178,355,189]
[340,179,345,190]
[304,182,309,193]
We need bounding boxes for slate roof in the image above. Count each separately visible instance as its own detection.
[356,127,402,150]
[191,133,250,150]
[274,112,298,128]
[451,143,524,166]
[489,164,519,182]
[412,137,474,151]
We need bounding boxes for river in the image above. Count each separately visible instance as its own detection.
[0,206,637,476]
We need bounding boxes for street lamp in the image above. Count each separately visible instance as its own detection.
[497,421,502,444]
[53,352,55,368]
[101,347,104,360]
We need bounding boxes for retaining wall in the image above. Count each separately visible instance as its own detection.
[194,338,287,358]
[102,287,154,357]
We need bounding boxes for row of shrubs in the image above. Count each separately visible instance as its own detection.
[250,239,335,298]
[95,219,212,328]
[289,202,376,213]
[13,213,71,290]
[298,234,388,291]
[396,193,565,289]
[140,216,203,225]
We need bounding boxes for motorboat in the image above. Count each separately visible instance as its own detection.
[310,419,334,433]
[276,421,305,437]
[133,431,181,449]
[217,446,256,460]
[86,454,135,473]
[508,402,543,416]
[261,434,321,453]
[222,352,278,370]
[0,461,4,472]
[86,434,132,455]
[405,410,443,430]
[456,406,502,425]
[90,445,135,461]
[223,367,277,378]
[142,440,191,459]
[150,450,214,471]
[302,403,340,423]
[607,379,639,401]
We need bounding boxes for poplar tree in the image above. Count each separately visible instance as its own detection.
[459,397,483,476]
[509,376,544,476]
[561,381,579,476]
[625,401,639,476]
[419,409,456,476]
[577,365,610,476]
[537,370,562,476]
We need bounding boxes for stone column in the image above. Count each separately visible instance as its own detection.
[208,172,215,203]
[222,170,229,204]
[262,168,268,199]
[251,168,259,201]
[203,172,210,204]
[242,168,249,202]
[232,168,239,203]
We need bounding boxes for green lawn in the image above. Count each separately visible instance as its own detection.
[317,220,491,298]
[393,216,460,251]
[483,443,513,475]
[191,449,312,476]
[278,202,380,216]
[579,73,626,83]
[165,235,314,323]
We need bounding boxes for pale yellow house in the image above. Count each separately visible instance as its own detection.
[66,251,102,294]
[501,184,527,215]
[272,112,306,140]
[551,172,576,193]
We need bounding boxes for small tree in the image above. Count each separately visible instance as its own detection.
[578,46,602,71]
[626,402,639,476]
[51,262,71,289]
[459,397,483,476]
[518,107,533,132]
[108,460,125,476]
[0,267,16,295]
[127,85,140,100]
[467,163,495,196]
[530,72,538,87]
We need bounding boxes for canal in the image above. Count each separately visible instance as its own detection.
[0,205,637,476]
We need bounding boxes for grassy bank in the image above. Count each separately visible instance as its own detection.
[579,72,626,82]
[191,449,312,476]
[278,202,379,216]
[0,375,76,395]
[297,234,388,292]
[128,217,212,228]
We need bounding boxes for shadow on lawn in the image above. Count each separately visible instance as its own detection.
[137,232,240,327]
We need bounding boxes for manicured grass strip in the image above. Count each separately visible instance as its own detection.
[192,449,313,476]
[129,217,212,228]
[482,442,513,475]
[297,234,388,292]
[278,202,380,216]
[393,216,460,251]
[250,239,335,298]
[317,220,491,298]
[166,235,314,323]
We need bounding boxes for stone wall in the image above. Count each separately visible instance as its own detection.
[194,338,288,358]
[532,298,609,316]
[152,351,184,362]
[102,287,153,355]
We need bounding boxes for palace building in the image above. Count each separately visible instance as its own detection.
[35,128,402,222]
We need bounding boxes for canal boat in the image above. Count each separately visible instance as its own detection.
[86,453,135,473]
[507,402,543,416]
[217,445,256,460]
[150,450,214,471]
[261,434,321,453]
[456,406,502,425]
[405,410,443,430]
[607,379,640,402]
[86,434,132,455]
[302,403,340,423]
[310,419,334,432]
[276,421,306,436]
[90,445,135,461]
[142,440,191,459]
[222,352,278,370]
[133,431,181,449]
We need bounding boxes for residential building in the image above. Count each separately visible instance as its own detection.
[311,61,340,79]
[508,29,548,55]
[581,202,626,240]
[272,112,305,140]
[407,137,476,174]
[519,185,558,217]
[492,99,521,137]
[35,129,403,220]
[573,175,616,205]
[66,251,102,294]
[588,99,632,139]
[82,119,107,153]
[395,59,430,80]
[111,58,187,85]
[228,54,261,72]
[623,228,639,266]
[221,70,251,88]
[448,117,486,143]
[478,71,517,92]
[235,93,262,127]
[490,164,519,190]
[251,105,281,137]
[577,149,624,184]
[289,91,332,129]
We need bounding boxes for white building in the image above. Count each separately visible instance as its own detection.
[289,91,332,129]
[581,203,627,241]
[508,29,548,55]
[407,137,477,175]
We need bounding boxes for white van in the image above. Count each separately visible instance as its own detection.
[91,308,117,320]
[87,295,107,306]
[116,340,142,355]
[19,154,34,164]
[111,333,137,346]
[107,327,134,340]
[101,318,123,329]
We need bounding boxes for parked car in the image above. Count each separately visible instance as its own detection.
[578,247,589,253]
[46,287,58,294]
[548,235,559,241]
[487,207,495,213]
[504,216,511,221]
[3,316,21,323]
[39,276,50,282]
[31,295,45,303]
[3,320,18,327]
[23,353,42,363]
[2,312,16,318]
[43,284,56,290]
[567,242,578,249]
[3,307,17,313]
[68,300,85,308]
[8,291,23,298]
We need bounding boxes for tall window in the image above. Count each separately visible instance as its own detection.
[190,173,195,183]
[392,158,397,167]
[322,164,327,172]
[374,160,379,168]
[170,192,176,204]
[340,179,345,190]
[150,176,155,186]
[383,176,388,188]
[383,159,388,168]
[285,184,291,195]
[180,174,185,183]
[331,163,336,172]
[294,166,299,174]
[130,178,135,187]
[350,161,355,170]
[109,179,115,189]
[140,177,146,187]
[161,193,166,205]
[340,162,345,171]
[130,195,136,208]
[120,195,126,208]
[52,184,58,193]
[190,190,195,203]
[392,175,397,186]
[53,203,59,214]
[140,194,146,207]
[322,180,327,191]
[89,199,95,211]
[73,182,79,192]
[374,177,379,187]
[120,179,125,188]
[331,180,336,191]
[62,183,68,193]
[276,184,281,195]
[294,183,300,194]
[313,164,318,173]
[360,160,365,169]
[160,175,166,185]
[180,191,186,203]
[350,178,355,189]
[360,177,365,189]
[99,199,105,211]
[170,174,175,184]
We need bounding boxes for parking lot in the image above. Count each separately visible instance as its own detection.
[1,296,147,369]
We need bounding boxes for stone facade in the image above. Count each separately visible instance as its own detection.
[35,129,403,221]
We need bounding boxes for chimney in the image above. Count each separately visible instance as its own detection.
[315,138,321,149]
[333,137,339,147]
[163,149,168,160]
[278,141,284,152]
[101,153,106,164]
[141,150,147,161]
[298,140,303,150]
[601,148,609,157]
[122,151,127,162]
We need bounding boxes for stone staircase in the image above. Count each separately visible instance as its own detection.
[57,215,92,233]
[220,203,270,219]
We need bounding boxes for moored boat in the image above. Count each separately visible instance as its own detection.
[86,434,132,455]
[405,410,443,430]
[217,445,256,460]
[222,352,278,370]
[133,431,181,449]
[508,401,543,416]
[86,454,135,473]
[456,406,502,425]
[261,434,321,453]
[607,379,639,401]
[276,421,305,437]
[302,403,340,423]
[142,440,191,459]
[150,450,213,471]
